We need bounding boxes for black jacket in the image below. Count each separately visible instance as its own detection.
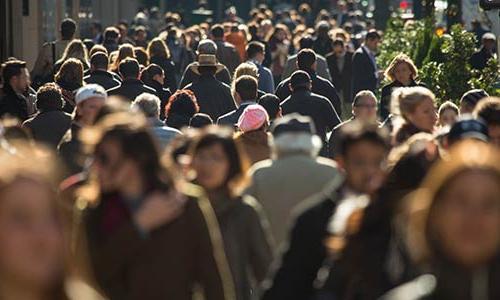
[59,123,84,176]
[84,70,121,90]
[184,74,236,121]
[150,56,178,93]
[216,102,254,127]
[179,63,232,89]
[470,47,494,70]
[281,89,341,155]
[0,85,29,121]
[352,46,378,98]
[380,80,424,121]
[275,72,342,117]
[326,51,353,103]
[107,78,158,102]
[262,185,342,300]
[146,80,172,120]
[23,109,72,148]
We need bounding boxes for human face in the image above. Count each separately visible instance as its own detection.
[353,96,377,121]
[0,179,64,291]
[192,143,230,191]
[333,44,345,56]
[77,97,104,126]
[432,170,500,268]
[488,125,500,148]
[393,62,413,85]
[439,108,458,127]
[10,68,31,94]
[338,141,387,194]
[365,38,380,53]
[407,97,437,132]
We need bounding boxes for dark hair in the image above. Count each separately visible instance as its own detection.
[365,30,381,41]
[165,90,200,128]
[90,52,109,70]
[190,126,249,194]
[235,75,258,102]
[337,120,390,157]
[103,27,120,41]
[332,38,345,48]
[297,49,317,71]
[189,113,213,128]
[118,58,140,79]
[210,24,225,39]
[91,21,102,32]
[474,97,500,126]
[134,47,150,66]
[299,35,314,49]
[246,41,265,59]
[61,18,77,40]
[438,101,459,117]
[1,60,27,86]
[140,64,163,85]
[258,94,281,120]
[36,83,63,111]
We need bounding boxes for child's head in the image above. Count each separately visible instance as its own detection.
[438,101,459,127]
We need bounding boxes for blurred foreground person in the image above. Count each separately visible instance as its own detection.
[189,126,273,300]
[474,97,500,147]
[382,141,500,300]
[81,113,234,300]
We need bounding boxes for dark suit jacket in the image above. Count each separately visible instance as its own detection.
[352,46,378,98]
[84,70,121,90]
[107,78,158,102]
[326,51,353,102]
[179,63,232,89]
[216,102,254,127]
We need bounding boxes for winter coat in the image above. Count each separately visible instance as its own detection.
[23,109,72,148]
[150,56,178,93]
[107,78,158,103]
[234,130,271,165]
[84,70,121,90]
[214,40,241,75]
[326,51,353,103]
[0,85,29,121]
[217,102,253,127]
[179,62,232,89]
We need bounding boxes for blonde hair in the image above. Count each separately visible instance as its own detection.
[110,43,135,72]
[58,39,89,67]
[147,37,171,60]
[391,86,435,122]
[231,62,259,98]
[384,54,418,82]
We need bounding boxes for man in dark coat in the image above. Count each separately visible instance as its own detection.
[217,75,258,126]
[262,121,390,300]
[276,49,342,117]
[211,24,241,75]
[280,71,341,156]
[179,39,232,89]
[23,83,71,148]
[351,30,381,98]
[0,60,31,121]
[470,33,496,70]
[326,38,353,105]
[184,55,236,121]
[107,58,157,102]
[139,64,172,121]
[84,52,121,90]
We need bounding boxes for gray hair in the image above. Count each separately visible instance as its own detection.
[131,93,161,118]
[197,39,218,55]
[270,132,323,158]
[353,90,377,107]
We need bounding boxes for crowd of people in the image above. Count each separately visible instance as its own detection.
[0,2,499,300]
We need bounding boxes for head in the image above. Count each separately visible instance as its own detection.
[90,52,109,72]
[258,93,282,121]
[131,93,161,120]
[352,90,378,121]
[54,58,84,87]
[60,39,89,65]
[447,117,489,147]
[406,141,500,269]
[438,101,459,127]
[210,24,225,40]
[474,97,500,148]
[297,48,317,72]
[140,63,164,86]
[147,37,171,60]
[298,35,314,50]
[481,33,496,51]
[364,30,381,52]
[246,41,266,63]
[196,39,218,56]
[74,84,107,126]
[391,87,437,132]
[189,126,249,195]
[89,44,108,57]
[270,114,322,158]
[165,89,199,120]
[90,21,102,36]
[332,38,346,56]
[1,60,30,94]
[460,89,489,115]
[35,83,64,113]
[134,26,147,41]
[234,75,258,105]
[336,120,390,194]
[103,27,120,44]
[189,113,213,128]
[237,104,269,133]
[0,146,65,298]
[60,18,76,40]
[385,54,418,85]
[134,47,149,67]
[289,70,312,92]
[118,58,140,80]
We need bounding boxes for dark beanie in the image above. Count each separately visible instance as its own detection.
[290,70,311,90]
[460,89,489,107]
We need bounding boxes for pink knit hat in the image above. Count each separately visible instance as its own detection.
[237,104,270,133]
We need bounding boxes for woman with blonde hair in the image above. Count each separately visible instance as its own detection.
[391,86,437,145]
[147,37,177,92]
[55,58,84,113]
[54,39,90,74]
[231,62,262,99]
[380,54,424,121]
[109,43,135,74]
[382,141,500,299]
